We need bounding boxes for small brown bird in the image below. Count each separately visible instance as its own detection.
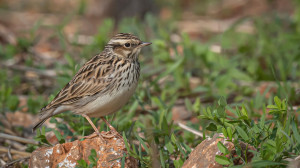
[33,33,151,141]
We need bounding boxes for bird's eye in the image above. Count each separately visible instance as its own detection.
[124,43,131,48]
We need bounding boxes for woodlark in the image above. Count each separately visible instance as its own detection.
[33,33,151,141]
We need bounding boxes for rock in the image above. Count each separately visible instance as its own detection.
[182,134,256,168]
[29,134,138,168]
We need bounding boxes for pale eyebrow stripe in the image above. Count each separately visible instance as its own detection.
[109,39,140,45]
[109,39,128,44]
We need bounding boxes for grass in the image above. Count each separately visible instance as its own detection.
[1,1,300,167]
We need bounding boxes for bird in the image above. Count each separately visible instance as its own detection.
[32,33,151,142]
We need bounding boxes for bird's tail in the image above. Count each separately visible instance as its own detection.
[32,108,55,132]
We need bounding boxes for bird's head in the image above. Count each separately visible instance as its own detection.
[106,33,151,60]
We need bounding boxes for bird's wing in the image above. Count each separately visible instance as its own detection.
[42,54,125,110]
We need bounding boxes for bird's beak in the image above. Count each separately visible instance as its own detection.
[139,42,152,47]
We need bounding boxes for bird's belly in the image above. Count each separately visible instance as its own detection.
[82,82,137,117]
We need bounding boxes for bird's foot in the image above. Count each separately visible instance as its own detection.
[100,117,122,139]
[84,132,97,139]
[100,130,122,139]
[84,132,106,144]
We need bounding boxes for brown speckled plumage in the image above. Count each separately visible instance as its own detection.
[33,33,151,132]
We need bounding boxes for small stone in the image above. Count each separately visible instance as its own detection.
[29,131,138,168]
[182,134,256,168]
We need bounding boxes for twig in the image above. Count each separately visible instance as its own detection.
[0,147,31,157]
[5,157,30,167]
[4,140,27,151]
[0,133,39,145]
[1,128,17,136]
[0,158,6,167]
[7,146,12,161]
[178,122,208,138]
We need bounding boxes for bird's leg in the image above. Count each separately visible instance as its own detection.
[82,114,105,143]
[100,117,122,138]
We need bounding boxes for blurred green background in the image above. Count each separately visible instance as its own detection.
[0,0,300,167]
